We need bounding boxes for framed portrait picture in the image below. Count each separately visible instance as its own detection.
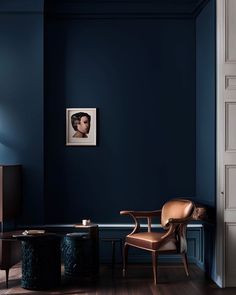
[66,108,97,146]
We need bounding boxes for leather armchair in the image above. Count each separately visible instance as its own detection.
[120,199,197,284]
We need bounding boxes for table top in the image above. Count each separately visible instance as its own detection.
[0,230,64,240]
[12,233,61,239]
[74,223,98,228]
[0,223,99,240]
[0,230,22,240]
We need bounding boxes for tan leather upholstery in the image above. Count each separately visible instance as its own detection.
[120,198,197,285]
[126,232,177,251]
[161,199,194,228]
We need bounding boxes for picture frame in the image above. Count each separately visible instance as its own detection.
[66,108,97,146]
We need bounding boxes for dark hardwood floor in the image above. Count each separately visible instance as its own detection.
[0,263,236,295]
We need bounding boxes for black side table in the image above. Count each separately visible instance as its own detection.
[65,223,99,277]
[14,233,61,290]
[62,233,92,278]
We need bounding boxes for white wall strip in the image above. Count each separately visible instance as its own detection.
[41,223,203,228]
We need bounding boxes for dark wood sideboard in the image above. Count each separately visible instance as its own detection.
[0,165,22,287]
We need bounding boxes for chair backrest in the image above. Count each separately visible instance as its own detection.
[161,199,194,229]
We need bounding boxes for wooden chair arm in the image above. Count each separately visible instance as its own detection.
[160,217,192,243]
[160,223,176,240]
[168,216,192,225]
[158,216,192,241]
[120,210,162,234]
[120,210,161,217]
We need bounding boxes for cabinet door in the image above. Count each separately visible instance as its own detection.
[0,165,21,225]
[217,0,236,287]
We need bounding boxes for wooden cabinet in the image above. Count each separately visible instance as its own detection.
[0,165,22,287]
[0,165,21,230]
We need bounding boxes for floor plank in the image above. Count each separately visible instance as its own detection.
[0,263,236,295]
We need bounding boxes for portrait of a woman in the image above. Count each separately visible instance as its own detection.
[71,112,91,138]
[66,108,96,146]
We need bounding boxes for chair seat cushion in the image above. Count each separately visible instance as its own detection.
[126,232,177,251]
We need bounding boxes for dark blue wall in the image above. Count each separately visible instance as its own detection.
[196,0,216,281]
[0,0,216,226]
[0,0,44,224]
[196,0,216,207]
[44,11,196,223]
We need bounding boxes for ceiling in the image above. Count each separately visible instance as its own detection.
[0,0,210,17]
[45,0,210,19]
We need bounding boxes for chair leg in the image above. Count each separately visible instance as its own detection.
[5,269,9,288]
[119,238,123,265]
[182,253,189,276]
[123,242,129,277]
[111,240,115,275]
[152,251,158,285]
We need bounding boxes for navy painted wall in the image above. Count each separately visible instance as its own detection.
[0,0,44,224]
[196,0,216,281]
[196,0,216,207]
[44,11,196,223]
[0,1,216,226]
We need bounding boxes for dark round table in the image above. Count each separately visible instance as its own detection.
[15,233,61,290]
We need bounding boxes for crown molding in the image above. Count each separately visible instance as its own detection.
[0,0,209,17]
[45,0,209,19]
[0,0,44,14]
[193,0,210,17]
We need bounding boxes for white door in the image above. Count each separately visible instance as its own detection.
[217,0,236,287]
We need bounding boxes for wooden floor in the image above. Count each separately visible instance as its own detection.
[0,263,236,295]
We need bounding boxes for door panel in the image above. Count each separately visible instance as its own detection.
[225,223,236,285]
[225,0,236,62]
[225,165,236,209]
[217,0,236,287]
